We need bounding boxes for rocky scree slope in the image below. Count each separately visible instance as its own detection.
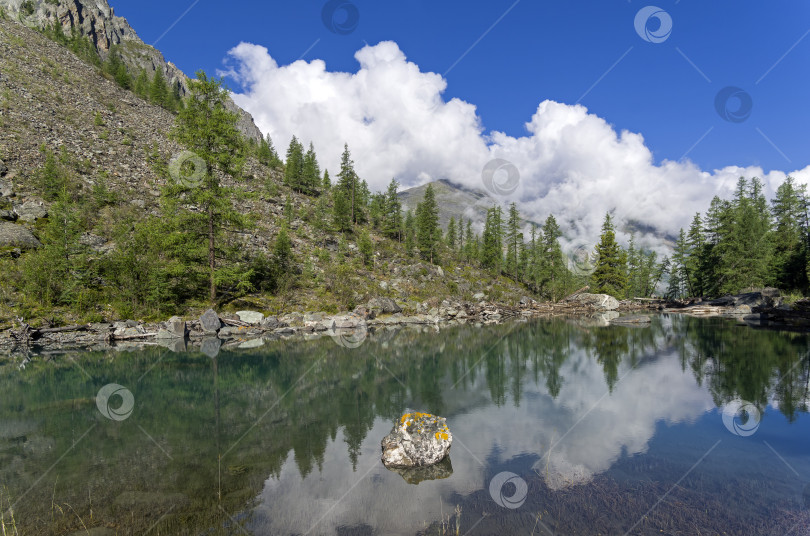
[0,0,262,140]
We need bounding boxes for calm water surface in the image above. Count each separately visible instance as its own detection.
[1,314,809,535]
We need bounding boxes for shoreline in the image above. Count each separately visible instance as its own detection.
[2,290,807,357]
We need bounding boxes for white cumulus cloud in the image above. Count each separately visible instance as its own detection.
[222,41,810,250]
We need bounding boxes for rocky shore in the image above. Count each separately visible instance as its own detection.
[2,289,807,357]
[0,293,659,356]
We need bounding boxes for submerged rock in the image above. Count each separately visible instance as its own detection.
[386,456,453,485]
[381,412,452,468]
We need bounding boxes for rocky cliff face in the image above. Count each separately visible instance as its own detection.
[0,0,263,141]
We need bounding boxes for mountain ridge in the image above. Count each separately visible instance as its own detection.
[0,0,263,140]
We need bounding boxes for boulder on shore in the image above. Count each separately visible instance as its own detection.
[367,297,402,314]
[565,293,620,311]
[381,412,452,468]
[199,309,222,333]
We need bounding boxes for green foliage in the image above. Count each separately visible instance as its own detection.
[103,45,131,90]
[504,202,521,280]
[481,206,503,271]
[284,135,305,191]
[169,70,250,303]
[416,183,440,263]
[257,134,282,169]
[20,1,35,16]
[358,229,373,266]
[332,187,352,232]
[590,213,627,298]
[134,69,149,99]
[336,144,361,225]
[20,186,93,309]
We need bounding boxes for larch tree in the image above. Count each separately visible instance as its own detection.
[168,70,248,303]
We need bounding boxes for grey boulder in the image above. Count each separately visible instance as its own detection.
[0,221,40,249]
[199,309,222,333]
[381,412,452,468]
[368,297,402,314]
[14,201,48,222]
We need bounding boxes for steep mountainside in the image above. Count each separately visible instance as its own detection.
[398,179,497,231]
[0,12,531,325]
[0,0,262,140]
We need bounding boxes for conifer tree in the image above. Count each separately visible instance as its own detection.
[168,70,247,302]
[505,202,521,280]
[447,216,457,249]
[383,179,402,240]
[332,187,352,232]
[416,184,440,263]
[284,136,305,191]
[336,144,359,224]
[590,213,627,298]
[150,69,169,108]
[302,142,321,194]
[404,210,415,256]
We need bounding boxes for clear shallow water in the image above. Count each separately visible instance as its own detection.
[1,315,809,535]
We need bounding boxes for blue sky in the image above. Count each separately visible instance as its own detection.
[112,0,809,173]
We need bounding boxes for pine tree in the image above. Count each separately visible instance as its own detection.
[505,202,521,280]
[358,229,373,266]
[685,213,707,297]
[332,187,351,232]
[416,184,440,263]
[150,69,169,108]
[284,136,305,191]
[481,206,504,272]
[447,216,457,249]
[336,144,359,224]
[322,169,331,191]
[590,213,627,298]
[667,229,689,299]
[104,45,131,89]
[258,134,282,168]
[404,210,415,256]
[457,217,464,251]
[168,70,248,302]
[537,215,567,301]
[383,179,402,240]
[134,69,149,99]
[302,142,321,194]
[771,176,807,291]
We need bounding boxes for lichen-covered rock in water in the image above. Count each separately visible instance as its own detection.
[381,412,452,468]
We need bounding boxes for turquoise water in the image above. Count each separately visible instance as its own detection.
[0,314,808,535]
